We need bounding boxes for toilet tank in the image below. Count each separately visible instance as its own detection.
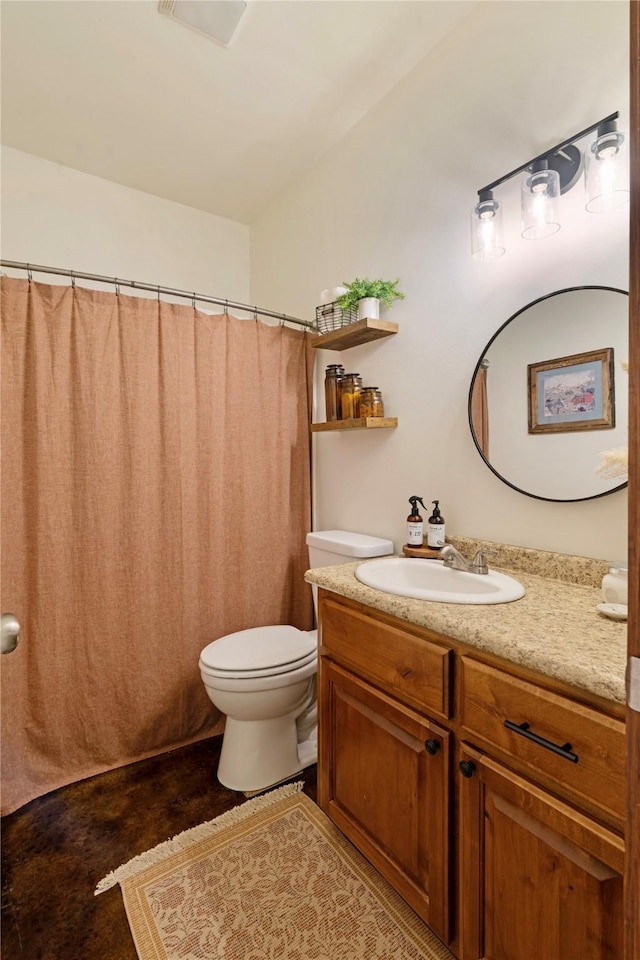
[306,530,394,568]
[305,530,394,620]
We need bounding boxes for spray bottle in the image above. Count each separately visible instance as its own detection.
[406,496,426,547]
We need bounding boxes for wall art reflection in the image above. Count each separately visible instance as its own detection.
[528,347,615,435]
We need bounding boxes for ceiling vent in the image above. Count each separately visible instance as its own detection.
[158,1,248,48]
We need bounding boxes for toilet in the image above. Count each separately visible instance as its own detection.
[199,530,393,792]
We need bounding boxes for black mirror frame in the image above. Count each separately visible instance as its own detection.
[468,285,629,503]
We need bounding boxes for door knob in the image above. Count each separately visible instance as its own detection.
[1,613,20,654]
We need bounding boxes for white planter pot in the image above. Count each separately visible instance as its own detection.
[358,297,379,320]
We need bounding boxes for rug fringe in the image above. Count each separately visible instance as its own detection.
[95,780,304,895]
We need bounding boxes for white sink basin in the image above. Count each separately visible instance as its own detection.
[355,558,525,605]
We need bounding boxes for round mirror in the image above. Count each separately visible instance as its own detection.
[468,286,628,502]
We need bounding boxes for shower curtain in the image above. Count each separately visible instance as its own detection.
[0,278,314,815]
[471,363,489,458]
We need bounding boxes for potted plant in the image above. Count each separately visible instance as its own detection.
[336,278,405,321]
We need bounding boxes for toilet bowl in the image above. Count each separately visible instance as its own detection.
[200,625,318,791]
[199,530,393,792]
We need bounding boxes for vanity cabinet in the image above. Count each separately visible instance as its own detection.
[316,590,626,960]
[320,659,451,939]
[458,746,624,960]
[459,657,626,826]
[318,596,453,942]
[457,656,625,960]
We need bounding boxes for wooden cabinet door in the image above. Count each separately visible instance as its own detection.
[318,656,451,942]
[458,746,624,960]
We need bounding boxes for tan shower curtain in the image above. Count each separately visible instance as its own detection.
[0,278,314,815]
[471,363,489,458]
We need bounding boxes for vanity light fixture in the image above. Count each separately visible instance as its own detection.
[471,111,628,260]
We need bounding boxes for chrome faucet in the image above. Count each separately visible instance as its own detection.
[440,544,496,575]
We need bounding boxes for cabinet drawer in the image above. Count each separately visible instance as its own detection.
[320,598,451,718]
[460,657,625,821]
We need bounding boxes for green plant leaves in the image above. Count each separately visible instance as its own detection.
[336,277,405,310]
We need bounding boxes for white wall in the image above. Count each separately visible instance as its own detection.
[250,0,630,563]
[1,146,250,302]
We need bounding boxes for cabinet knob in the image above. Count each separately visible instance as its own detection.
[459,760,476,779]
[425,739,440,755]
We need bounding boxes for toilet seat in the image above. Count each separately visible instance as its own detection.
[200,625,317,680]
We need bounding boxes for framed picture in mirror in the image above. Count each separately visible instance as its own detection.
[468,286,628,502]
[528,347,615,434]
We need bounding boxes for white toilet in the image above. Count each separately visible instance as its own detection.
[199,530,393,792]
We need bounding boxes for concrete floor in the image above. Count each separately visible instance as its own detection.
[1,735,318,959]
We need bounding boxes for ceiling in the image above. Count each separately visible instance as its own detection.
[0,0,476,224]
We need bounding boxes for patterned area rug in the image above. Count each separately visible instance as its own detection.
[96,782,455,960]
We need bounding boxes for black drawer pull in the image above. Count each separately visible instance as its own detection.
[504,720,579,763]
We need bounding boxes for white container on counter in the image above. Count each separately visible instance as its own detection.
[601,566,628,605]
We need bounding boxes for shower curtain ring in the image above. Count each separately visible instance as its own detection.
[70,271,76,288]
[192,293,197,311]
[114,278,120,296]
[157,285,161,302]
[224,299,229,317]
[27,264,32,283]
[253,306,258,322]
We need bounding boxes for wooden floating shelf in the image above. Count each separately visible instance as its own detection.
[311,417,398,432]
[311,318,398,351]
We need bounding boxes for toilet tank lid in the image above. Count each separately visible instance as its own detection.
[306,530,394,558]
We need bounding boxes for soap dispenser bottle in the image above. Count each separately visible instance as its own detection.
[406,496,426,547]
[427,500,446,549]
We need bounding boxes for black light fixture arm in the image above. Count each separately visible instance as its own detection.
[477,111,619,197]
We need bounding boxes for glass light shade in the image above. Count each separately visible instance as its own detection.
[585,129,629,212]
[521,165,561,239]
[471,194,505,261]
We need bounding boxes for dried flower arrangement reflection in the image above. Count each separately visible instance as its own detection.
[596,360,628,481]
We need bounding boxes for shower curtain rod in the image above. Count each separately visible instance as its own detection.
[0,260,315,330]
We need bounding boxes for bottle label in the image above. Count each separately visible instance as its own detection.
[407,522,423,545]
[427,523,445,548]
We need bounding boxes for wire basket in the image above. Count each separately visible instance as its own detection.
[315,301,358,334]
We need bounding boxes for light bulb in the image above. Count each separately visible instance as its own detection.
[471,192,505,261]
[521,162,560,240]
[585,126,629,213]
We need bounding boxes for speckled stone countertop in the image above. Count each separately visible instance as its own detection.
[305,537,627,706]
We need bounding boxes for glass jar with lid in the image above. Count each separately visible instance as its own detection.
[324,364,344,421]
[359,387,384,418]
[340,373,363,420]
